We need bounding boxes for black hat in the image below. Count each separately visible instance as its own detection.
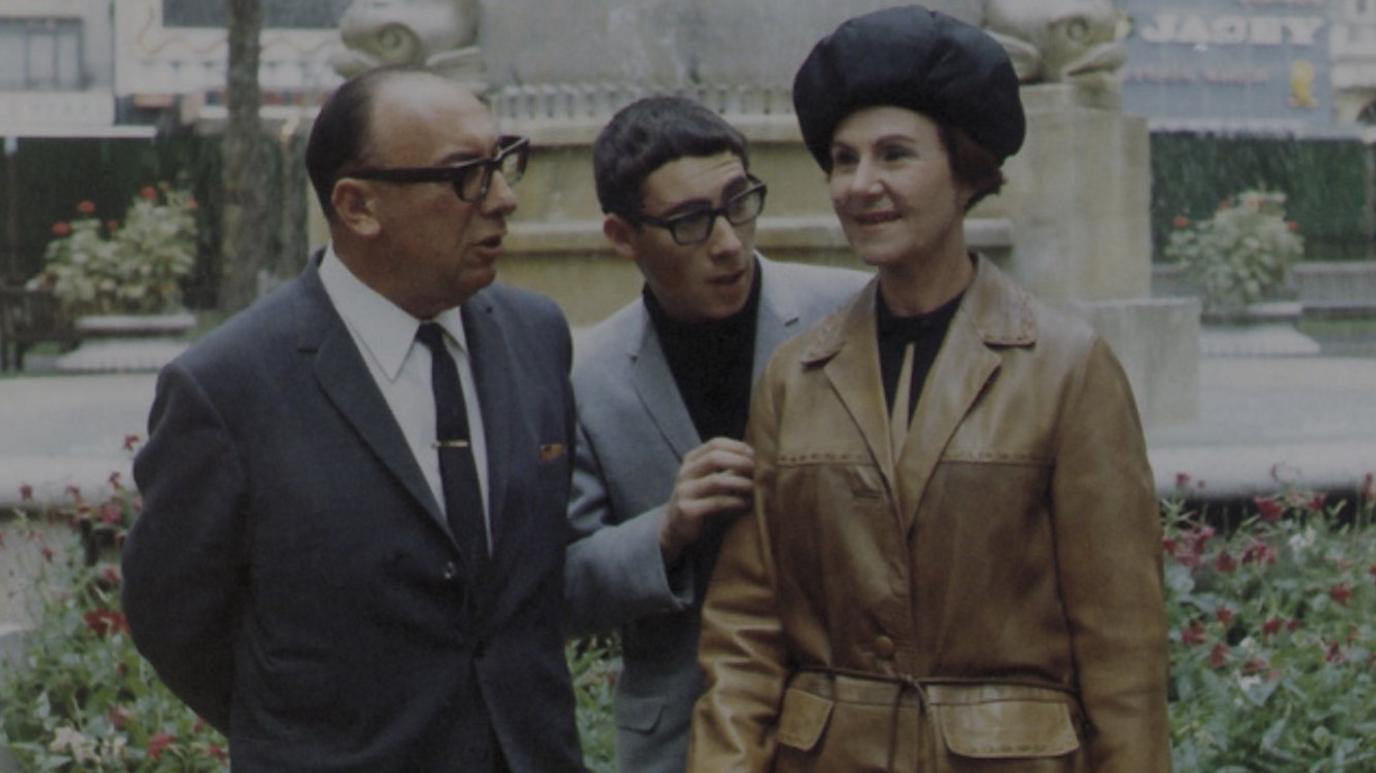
[792,5,1025,169]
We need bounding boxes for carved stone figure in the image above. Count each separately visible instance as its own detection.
[982,0,1127,85]
[331,0,483,83]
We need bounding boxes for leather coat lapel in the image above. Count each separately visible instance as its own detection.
[814,281,899,482]
[300,267,444,528]
[893,307,999,532]
[629,306,700,459]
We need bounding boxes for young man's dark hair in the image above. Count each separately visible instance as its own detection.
[592,96,750,219]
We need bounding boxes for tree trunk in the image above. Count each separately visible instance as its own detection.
[220,0,272,313]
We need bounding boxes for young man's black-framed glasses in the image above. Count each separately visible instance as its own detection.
[632,176,768,246]
[348,135,530,203]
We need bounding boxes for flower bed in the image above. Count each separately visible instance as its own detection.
[4,453,1373,769]
[1165,477,1376,769]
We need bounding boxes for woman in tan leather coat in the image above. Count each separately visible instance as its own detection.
[688,6,1170,772]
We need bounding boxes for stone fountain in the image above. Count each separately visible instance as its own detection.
[329,0,1200,426]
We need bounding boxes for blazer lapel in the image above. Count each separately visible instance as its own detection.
[752,256,805,386]
[300,268,444,528]
[628,306,700,459]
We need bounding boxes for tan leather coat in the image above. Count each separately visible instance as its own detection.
[689,258,1169,772]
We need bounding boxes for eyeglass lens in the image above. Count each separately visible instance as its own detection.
[669,185,765,244]
[456,138,528,201]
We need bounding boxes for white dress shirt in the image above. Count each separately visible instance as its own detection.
[317,245,491,549]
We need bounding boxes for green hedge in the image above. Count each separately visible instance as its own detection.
[1151,133,1375,262]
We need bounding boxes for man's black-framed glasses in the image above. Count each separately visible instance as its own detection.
[632,176,768,245]
[348,135,530,202]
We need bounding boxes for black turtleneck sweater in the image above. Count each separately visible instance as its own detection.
[876,288,963,423]
[643,262,762,442]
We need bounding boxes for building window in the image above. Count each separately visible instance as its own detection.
[0,17,85,90]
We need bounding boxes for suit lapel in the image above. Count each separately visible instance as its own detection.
[300,267,444,529]
[628,305,700,459]
[462,293,518,555]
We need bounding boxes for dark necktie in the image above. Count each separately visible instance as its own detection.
[415,323,489,580]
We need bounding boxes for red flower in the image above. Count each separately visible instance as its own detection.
[105,219,120,231]
[147,731,174,761]
[1286,220,1299,232]
[99,565,121,586]
[1214,550,1237,574]
[108,471,123,490]
[1241,538,1276,565]
[139,185,158,201]
[51,221,71,237]
[1326,641,1346,665]
[76,200,96,215]
[1368,564,1376,582]
[1330,584,1352,606]
[107,706,131,729]
[1209,643,1229,669]
[18,483,32,501]
[1215,607,1234,626]
[98,502,122,525]
[82,608,128,637]
[1172,215,1191,229]
[1180,621,1206,646]
[1307,493,1327,512]
[1262,617,1283,636]
[1253,496,1284,522]
[1242,656,1268,675]
[1175,551,1201,569]
[1162,536,1177,555]
[1174,471,1192,488]
[1191,525,1216,551]
[208,744,227,761]
[123,434,142,452]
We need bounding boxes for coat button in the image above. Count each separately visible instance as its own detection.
[442,562,457,580]
[874,635,896,659]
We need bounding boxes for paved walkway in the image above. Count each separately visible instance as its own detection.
[1,354,1374,509]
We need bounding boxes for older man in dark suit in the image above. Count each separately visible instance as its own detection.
[122,66,584,771]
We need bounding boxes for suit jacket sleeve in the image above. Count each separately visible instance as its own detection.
[564,417,693,636]
[1050,337,1171,770]
[688,364,790,772]
[122,362,246,733]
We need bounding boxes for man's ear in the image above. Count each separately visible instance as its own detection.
[332,179,381,238]
[603,214,640,262]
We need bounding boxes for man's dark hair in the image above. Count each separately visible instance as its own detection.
[593,96,749,219]
[305,65,434,222]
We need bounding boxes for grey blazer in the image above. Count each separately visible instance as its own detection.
[565,255,869,773]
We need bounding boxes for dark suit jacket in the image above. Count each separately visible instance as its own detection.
[122,258,585,771]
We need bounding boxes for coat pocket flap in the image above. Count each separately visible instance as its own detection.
[934,696,1080,758]
[613,693,664,733]
[774,686,834,751]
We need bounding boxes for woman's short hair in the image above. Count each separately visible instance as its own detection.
[937,123,1007,212]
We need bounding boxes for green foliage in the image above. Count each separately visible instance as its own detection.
[1164,190,1305,315]
[567,636,619,773]
[30,185,199,317]
[1151,133,1373,262]
[1163,478,1376,770]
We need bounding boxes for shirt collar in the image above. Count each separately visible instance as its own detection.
[318,244,470,381]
